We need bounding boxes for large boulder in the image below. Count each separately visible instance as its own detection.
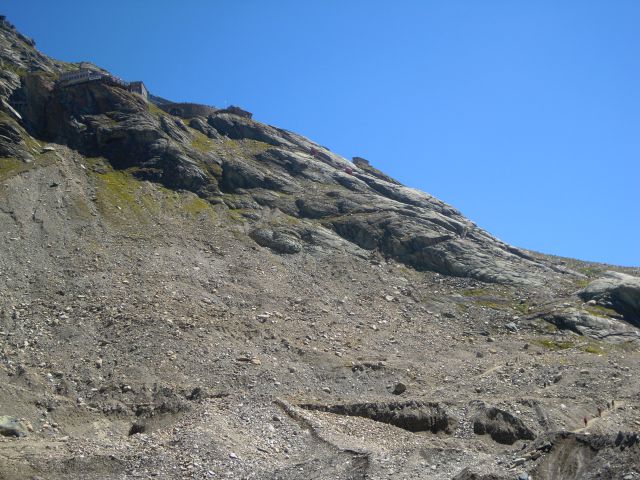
[472,403,535,445]
[579,271,640,325]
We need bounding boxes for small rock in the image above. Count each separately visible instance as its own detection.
[229,452,238,459]
[505,322,518,332]
[391,382,406,395]
[0,416,27,437]
[321,386,331,393]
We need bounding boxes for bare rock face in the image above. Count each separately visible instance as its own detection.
[0,19,565,286]
[579,271,640,324]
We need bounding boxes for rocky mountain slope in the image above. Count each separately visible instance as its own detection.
[1,17,639,479]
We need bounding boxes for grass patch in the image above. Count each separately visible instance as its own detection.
[242,139,272,156]
[2,62,28,77]
[0,157,27,181]
[477,300,506,310]
[92,166,218,226]
[0,151,56,181]
[577,266,603,278]
[514,301,531,315]
[228,208,249,223]
[575,278,590,288]
[190,130,214,153]
[462,288,490,297]
[183,195,216,220]
[147,102,168,118]
[583,343,606,355]
[535,339,575,351]
[94,170,141,204]
[585,305,619,318]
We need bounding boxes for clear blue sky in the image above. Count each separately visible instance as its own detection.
[5,1,639,266]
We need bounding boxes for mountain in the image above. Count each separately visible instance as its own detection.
[1,16,639,480]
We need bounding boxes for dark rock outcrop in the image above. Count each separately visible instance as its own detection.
[472,403,535,445]
[299,401,456,434]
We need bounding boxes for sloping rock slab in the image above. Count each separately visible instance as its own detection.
[542,308,640,343]
[579,271,640,324]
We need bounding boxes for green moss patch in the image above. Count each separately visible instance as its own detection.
[191,131,214,153]
[462,288,490,297]
[534,339,575,351]
[0,157,26,181]
[92,166,218,226]
[582,343,606,355]
[585,304,619,318]
[577,266,603,278]
[477,300,506,310]
[147,102,168,118]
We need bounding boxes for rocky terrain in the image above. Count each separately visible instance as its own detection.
[1,16,639,479]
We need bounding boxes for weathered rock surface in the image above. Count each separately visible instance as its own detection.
[542,308,640,342]
[579,271,640,324]
[0,17,563,286]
